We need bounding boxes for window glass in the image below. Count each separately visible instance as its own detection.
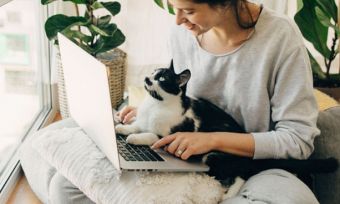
[0,0,50,181]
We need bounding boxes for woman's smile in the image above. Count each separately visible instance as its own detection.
[184,22,195,30]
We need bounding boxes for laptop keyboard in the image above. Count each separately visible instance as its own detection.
[116,134,164,162]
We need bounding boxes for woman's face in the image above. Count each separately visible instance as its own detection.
[168,0,227,36]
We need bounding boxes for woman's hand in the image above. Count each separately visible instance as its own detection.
[151,132,217,160]
[115,106,137,124]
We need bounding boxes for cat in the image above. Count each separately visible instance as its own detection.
[115,61,338,198]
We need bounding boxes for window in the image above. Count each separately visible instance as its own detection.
[0,0,52,198]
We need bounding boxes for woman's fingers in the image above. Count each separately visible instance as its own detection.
[181,147,194,160]
[151,135,176,149]
[167,138,182,155]
[175,141,188,158]
[123,111,136,124]
[116,106,136,123]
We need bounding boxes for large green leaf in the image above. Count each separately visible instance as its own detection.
[294,0,331,58]
[89,24,110,37]
[89,22,118,37]
[95,29,125,54]
[167,1,175,15]
[97,15,112,27]
[101,2,121,16]
[316,7,340,36]
[41,0,57,5]
[62,29,93,44]
[45,15,88,40]
[63,0,89,4]
[154,0,175,15]
[296,0,303,11]
[315,0,338,23]
[100,23,118,35]
[308,50,326,79]
[91,1,103,9]
[91,2,120,15]
[42,0,89,4]
[154,0,164,9]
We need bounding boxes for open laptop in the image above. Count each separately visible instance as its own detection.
[57,33,209,173]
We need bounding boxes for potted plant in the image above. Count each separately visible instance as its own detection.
[294,0,339,101]
[41,0,127,118]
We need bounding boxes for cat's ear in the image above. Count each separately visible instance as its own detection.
[169,59,175,72]
[178,69,191,87]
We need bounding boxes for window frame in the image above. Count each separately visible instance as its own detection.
[0,0,58,202]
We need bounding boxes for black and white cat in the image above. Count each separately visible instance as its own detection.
[115,63,243,146]
[115,61,338,197]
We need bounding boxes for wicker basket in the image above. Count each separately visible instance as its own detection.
[97,48,127,109]
[56,48,70,119]
[55,47,127,119]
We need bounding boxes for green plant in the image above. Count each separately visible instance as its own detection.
[294,0,339,87]
[41,0,125,56]
[153,0,175,14]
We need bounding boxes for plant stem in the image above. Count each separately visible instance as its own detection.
[75,4,80,31]
[86,1,95,48]
[326,29,338,79]
[74,4,82,45]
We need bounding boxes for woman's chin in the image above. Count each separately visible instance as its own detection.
[188,27,200,36]
[190,29,204,37]
[186,26,205,36]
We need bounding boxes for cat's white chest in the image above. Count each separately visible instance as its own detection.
[137,97,184,136]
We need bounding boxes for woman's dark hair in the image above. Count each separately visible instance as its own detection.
[192,0,257,29]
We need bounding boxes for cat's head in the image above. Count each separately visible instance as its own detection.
[144,60,191,101]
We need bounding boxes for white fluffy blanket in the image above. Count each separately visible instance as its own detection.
[33,127,226,204]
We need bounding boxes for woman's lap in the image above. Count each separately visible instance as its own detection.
[48,169,319,204]
[220,169,319,204]
[49,173,95,204]
[21,120,318,204]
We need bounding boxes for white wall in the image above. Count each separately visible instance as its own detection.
[114,0,175,87]
[60,0,339,87]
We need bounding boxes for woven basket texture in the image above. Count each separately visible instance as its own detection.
[56,48,127,119]
[97,48,127,109]
[56,50,70,119]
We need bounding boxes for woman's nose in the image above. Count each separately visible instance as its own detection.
[175,11,186,25]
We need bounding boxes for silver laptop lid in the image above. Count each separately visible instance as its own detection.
[57,33,121,172]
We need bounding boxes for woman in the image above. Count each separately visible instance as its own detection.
[117,0,320,203]
[50,0,320,203]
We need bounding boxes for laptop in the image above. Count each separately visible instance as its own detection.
[57,33,209,173]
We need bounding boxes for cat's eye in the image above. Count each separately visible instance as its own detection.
[159,77,165,82]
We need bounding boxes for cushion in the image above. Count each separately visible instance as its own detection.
[20,118,78,203]
[311,106,340,204]
[313,89,339,111]
[32,125,226,204]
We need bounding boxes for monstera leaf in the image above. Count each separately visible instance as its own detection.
[294,0,330,59]
[294,0,339,87]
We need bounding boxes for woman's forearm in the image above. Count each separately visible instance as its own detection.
[211,132,255,158]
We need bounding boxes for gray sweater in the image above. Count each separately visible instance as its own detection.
[169,7,320,160]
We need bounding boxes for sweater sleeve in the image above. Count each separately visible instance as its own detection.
[252,46,320,159]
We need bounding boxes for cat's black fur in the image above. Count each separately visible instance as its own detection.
[146,61,338,182]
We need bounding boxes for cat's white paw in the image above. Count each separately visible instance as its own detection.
[115,124,130,135]
[126,134,147,145]
[126,133,158,146]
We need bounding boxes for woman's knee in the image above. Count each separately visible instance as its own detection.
[49,173,94,204]
[221,169,319,204]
